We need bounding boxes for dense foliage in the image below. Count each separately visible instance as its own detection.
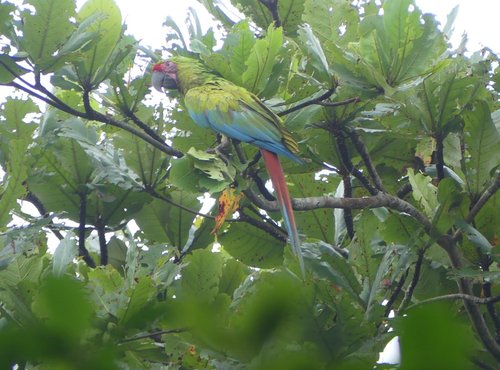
[0,0,499,368]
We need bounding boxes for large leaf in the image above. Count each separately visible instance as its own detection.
[21,0,75,70]
[219,222,285,269]
[179,249,223,303]
[75,0,122,86]
[134,192,201,249]
[0,55,29,83]
[242,24,283,94]
[463,100,500,195]
[52,232,78,276]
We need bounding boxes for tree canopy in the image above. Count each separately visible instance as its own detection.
[0,0,499,368]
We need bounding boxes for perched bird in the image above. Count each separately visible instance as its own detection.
[152,56,304,274]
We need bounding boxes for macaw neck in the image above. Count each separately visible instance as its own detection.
[176,62,214,95]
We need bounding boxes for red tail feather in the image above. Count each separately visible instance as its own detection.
[260,149,304,275]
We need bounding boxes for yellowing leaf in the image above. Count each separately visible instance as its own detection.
[212,187,244,235]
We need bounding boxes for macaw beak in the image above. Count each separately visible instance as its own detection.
[151,70,178,92]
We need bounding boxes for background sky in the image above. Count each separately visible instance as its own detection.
[106,0,499,54]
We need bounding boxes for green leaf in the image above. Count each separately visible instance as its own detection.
[218,258,249,297]
[242,24,283,94]
[0,146,27,226]
[407,168,438,217]
[289,173,338,244]
[118,275,156,326]
[52,232,78,276]
[455,220,493,255]
[75,0,122,86]
[432,179,468,235]
[32,276,93,339]
[225,21,256,84]
[463,100,500,195]
[297,25,330,80]
[305,241,362,301]
[0,55,29,83]
[348,211,379,294]
[21,0,75,70]
[180,249,223,303]
[107,236,128,272]
[396,304,476,370]
[0,253,44,287]
[219,222,284,269]
[134,193,200,248]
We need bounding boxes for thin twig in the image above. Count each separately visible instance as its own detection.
[122,107,168,146]
[384,269,409,318]
[119,328,187,343]
[398,250,425,312]
[349,129,386,192]
[406,293,500,310]
[315,97,360,107]
[277,89,336,117]
[466,172,499,223]
[238,207,287,243]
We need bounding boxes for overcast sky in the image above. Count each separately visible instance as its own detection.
[108,0,499,53]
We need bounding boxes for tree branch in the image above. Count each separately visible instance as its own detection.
[277,89,336,117]
[384,269,409,318]
[96,217,108,266]
[119,328,187,343]
[398,250,425,312]
[7,76,183,158]
[434,131,445,181]
[348,129,386,192]
[244,190,433,231]
[466,172,499,223]
[122,107,169,146]
[78,191,96,268]
[444,237,500,361]
[406,293,500,310]
[259,0,281,27]
[342,175,354,239]
[238,207,287,243]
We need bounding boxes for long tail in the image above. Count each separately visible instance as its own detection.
[260,149,305,276]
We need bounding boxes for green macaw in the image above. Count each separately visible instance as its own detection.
[152,56,304,274]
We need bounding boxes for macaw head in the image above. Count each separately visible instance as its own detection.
[151,61,178,92]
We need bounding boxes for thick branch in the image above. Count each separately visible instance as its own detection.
[245,190,432,231]
[435,132,445,181]
[96,217,108,266]
[342,176,354,239]
[444,237,500,361]
[78,192,96,268]
[259,0,281,27]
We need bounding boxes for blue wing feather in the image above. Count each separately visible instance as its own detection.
[186,86,303,163]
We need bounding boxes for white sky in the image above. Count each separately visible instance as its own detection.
[109,0,499,53]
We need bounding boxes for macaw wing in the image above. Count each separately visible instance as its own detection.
[184,82,301,162]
